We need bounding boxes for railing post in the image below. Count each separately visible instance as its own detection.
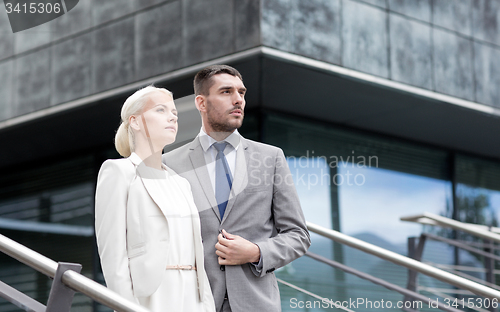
[45,262,82,312]
[483,239,496,312]
[404,234,427,311]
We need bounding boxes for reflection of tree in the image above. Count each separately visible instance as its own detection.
[455,186,496,228]
[439,186,497,284]
[438,186,496,239]
[438,186,496,247]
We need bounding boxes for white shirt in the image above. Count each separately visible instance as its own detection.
[198,128,240,193]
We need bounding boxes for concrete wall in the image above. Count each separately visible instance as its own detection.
[262,0,500,108]
[1,0,499,122]
[0,0,260,121]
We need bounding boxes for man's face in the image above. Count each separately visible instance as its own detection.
[203,73,246,133]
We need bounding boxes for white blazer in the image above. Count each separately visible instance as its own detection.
[95,153,211,305]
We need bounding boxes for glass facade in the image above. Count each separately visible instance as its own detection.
[262,112,498,311]
[0,110,499,311]
[0,154,116,312]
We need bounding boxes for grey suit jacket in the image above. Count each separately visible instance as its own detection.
[163,135,310,312]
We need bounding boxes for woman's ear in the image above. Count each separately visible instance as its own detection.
[129,115,140,131]
[195,95,206,113]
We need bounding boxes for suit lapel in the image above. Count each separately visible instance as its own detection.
[129,153,171,218]
[188,137,220,220]
[221,138,249,224]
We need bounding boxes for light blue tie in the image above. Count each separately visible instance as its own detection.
[214,142,233,219]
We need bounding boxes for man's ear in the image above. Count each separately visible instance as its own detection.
[129,115,140,131]
[195,95,206,113]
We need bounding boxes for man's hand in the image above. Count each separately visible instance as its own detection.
[215,229,261,265]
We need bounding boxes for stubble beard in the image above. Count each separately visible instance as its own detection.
[206,101,244,133]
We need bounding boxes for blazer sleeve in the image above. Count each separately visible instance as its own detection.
[254,148,311,277]
[95,160,139,304]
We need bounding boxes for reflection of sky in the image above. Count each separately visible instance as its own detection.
[492,193,500,221]
[338,165,451,244]
[287,157,452,245]
[287,158,332,231]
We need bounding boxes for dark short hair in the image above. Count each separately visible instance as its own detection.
[193,65,243,96]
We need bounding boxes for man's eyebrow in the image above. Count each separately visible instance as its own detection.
[218,86,247,92]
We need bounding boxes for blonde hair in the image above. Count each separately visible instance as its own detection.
[115,86,173,157]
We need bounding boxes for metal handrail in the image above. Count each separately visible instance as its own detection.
[304,251,461,312]
[277,278,355,312]
[306,221,500,300]
[422,232,500,263]
[401,212,500,243]
[0,233,150,312]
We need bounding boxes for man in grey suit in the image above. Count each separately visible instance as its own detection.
[163,65,310,312]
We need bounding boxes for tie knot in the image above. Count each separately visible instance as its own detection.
[213,142,227,152]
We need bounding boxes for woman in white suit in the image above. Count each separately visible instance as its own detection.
[95,86,215,311]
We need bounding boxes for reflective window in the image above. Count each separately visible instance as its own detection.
[263,113,455,311]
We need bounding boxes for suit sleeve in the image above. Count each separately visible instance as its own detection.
[253,148,311,277]
[95,160,139,303]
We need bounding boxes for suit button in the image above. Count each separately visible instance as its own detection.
[220,265,225,271]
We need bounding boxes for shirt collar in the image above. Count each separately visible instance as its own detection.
[199,128,241,152]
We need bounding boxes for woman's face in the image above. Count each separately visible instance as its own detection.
[139,91,178,150]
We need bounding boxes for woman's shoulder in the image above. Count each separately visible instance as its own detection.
[98,157,136,178]
[101,157,134,168]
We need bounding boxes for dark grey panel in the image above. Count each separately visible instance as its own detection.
[388,0,431,22]
[432,0,472,36]
[92,0,136,25]
[389,14,432,89]
[342,0,389,78]
[92,17,135,93]
[262,57,416,125]
[50,0,93,41]
[0,60,13,121]
[261,0,291,51]
[474,42,500,108]
[183,0,234,64]
[472,0,500,46]
[234,0,261,51]
[261,56,500,160]
[432,28,474,101]
[51,33,91,105]
[135,1,182,80]
[292,0,341,65]
[15,48,51,116]
[0,8,14,61]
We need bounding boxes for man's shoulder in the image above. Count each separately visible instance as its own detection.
[243,138,283,155]
[162,140,196,171]
[164,140,193,158]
